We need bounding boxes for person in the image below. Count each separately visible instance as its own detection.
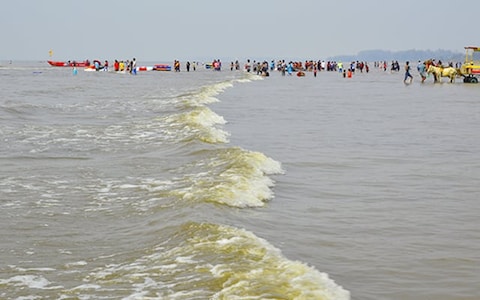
[72,62,78,75]
[129,58,136,74]
[213,59,221,71]
[245,59,251,72]
[404,61,413,84]
[287,61,293,75]
[174,60,180,72]
[417,60,426,83]
[132,58,137,75]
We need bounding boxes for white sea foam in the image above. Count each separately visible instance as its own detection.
[0,275,62,290]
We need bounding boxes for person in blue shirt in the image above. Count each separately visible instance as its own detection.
[417,60,426,83]
[287,62,293,75]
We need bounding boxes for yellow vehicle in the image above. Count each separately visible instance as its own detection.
[459,46,480,83]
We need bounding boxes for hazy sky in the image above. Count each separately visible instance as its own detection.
[1,0,478,61]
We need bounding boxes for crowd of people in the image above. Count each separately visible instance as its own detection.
[78,58,138,73]
[73,57,465,84]
[112,58,136,73]
[236,59,375,77]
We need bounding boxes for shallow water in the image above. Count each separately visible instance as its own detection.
[1,61,479,299]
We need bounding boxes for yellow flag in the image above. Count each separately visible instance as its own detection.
[49,49,53,57]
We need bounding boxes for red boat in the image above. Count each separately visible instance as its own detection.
[47,60,91,67]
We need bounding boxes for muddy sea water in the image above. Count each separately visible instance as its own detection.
[0,61,479,300]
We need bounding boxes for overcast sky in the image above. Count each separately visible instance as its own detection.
[1,0,478,62]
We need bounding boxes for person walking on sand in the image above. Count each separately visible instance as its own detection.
[404,61,413,84]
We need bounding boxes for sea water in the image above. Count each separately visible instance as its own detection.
[0,61,479,300]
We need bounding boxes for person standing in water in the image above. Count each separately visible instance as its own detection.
[404,61,413,84]
[72,62,78,75]
[417,60,426,83]
[131,58,137,75]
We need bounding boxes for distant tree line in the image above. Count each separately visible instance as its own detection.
[328,49,463,63]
